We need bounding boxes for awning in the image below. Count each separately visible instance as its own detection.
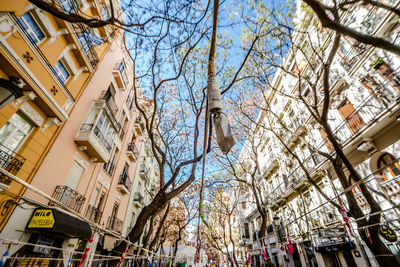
[26,208,92,239]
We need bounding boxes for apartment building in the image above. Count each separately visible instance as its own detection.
[0,0,111,231]
[0,0,153,265]
[122,126,162,240]
[237,1,400,267]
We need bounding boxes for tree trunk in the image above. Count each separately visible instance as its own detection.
[148,204,170,251]
[330,158,398,266]
[359,224,398,265]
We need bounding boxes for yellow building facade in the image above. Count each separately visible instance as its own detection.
[0,0,111,230]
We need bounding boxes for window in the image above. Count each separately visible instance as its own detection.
[337,99,365,134]
[17,13,45,44]
[104,147,118,176]
[241,202,246,210]
[244,223,250,238]
[64,161,83,190]
[60,0,73,12]
[95,111,116,151]
[0,111,34,151]
[53,60,70,84]
[378,153,400,180]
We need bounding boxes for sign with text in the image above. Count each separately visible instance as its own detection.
[27,209,55,229]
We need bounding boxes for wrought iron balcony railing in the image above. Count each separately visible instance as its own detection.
[51,185,86,213]
[85,204,102,223]
[0,144,25,186]
[93,126,112,152]
[118,173,132,190]
[127,143,139,158]
[99,91,119,119]
[106,216,123,233]
[133,192,144,205]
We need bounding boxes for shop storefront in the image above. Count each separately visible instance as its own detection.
[5,208,92,267]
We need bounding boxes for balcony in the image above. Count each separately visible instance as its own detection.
[252,231,259,241]
[99,91,119,120]
[85,205,102,223]
[139,165,147,180]
[62,0,99,69]
[119,128,126,140]
[106,216,123,233]
[0,144,25,190]
[380,175,400,200]
[354,192,369,210]
[74,123,112,163]
[334,86,399,145]
[133,192,144,207]
[51,185,86,213]
[134,116,145,135]
[113,62,128,90]
[117,174,131,195]
[127,143,139,161]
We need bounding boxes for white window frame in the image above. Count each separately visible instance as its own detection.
[0,111,35,152]
[53,60,71,84]
[18,12,45,45]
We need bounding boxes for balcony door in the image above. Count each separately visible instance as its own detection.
[62,162,83,206]
[65,162,83,190]
[337,99,365,134]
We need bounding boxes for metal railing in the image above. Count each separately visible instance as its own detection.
[334,86,399,144]
[80,123,94,131]
[133,192,144,205]
[118,173,132,190]
[93,126,112,152]
[85,204,102,223]
[106,216,123,233]
[135,116,145,131]
[66,0,99,68]
[380,175,400,197]
[0,144,25,185]
[127,143,139,158]
[99,91,119,119]
[51,185,86,213]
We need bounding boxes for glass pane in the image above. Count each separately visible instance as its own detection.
[10,113,33,134]
[0,123,16,145]
[23,13,44,43]
[4,130,26,151]
[96,112,105,129]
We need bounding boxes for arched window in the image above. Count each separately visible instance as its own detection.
[378,153,400,180]
[349,175,362,195]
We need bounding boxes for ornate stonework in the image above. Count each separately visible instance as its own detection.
[73,151,89,169]
[19,102,45,126]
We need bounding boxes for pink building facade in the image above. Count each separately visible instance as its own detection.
[0,34,146,264]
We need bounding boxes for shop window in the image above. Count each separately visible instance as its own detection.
[17,13,45,44]
[378,153,400,180]
[53,60,70,84]
[0,111,34,152]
